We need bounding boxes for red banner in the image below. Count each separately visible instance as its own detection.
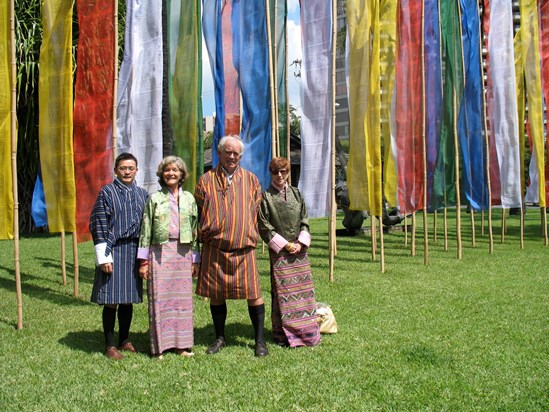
[73,0,115,242]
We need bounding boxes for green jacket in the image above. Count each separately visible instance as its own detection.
[138,188,198,257]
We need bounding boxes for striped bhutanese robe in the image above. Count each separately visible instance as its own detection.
[90,178,148,305]
[194,165,262,300]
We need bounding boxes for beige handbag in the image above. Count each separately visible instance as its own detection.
[316,302,338,334]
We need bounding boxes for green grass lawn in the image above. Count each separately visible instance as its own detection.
[0,210,547,411]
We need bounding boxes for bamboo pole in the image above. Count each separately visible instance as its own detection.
[481,210,485,236]
[72,233,79,297]
[520,206,524,250]
[380,218,385,273]
[433,210,437,243]
[420,2,429,265]
[371,217,377,261]
[404,215,408,246]
[329,0,337,282]
[61,232,67,285]
[478,8,493,255]
[501,208,506,243]
[273,0,280,155]
[470,210,476,247]
[10,0,22,330]
[113,0,119,159]
[265,0,278,158]
[284,0,291,183]
[411,212,416,257]
[453,95,462,259]
[540,208,549,246]
[444,207,448,251]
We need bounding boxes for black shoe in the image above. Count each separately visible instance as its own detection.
[206,338,226,355]
[254,341,269,357]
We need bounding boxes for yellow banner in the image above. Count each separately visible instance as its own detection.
[346,0,383,216]
[514,29,526,197]
[379,0,398,207]
[519,0,546,207]
[39,0,76,232]
[0,0,14,239]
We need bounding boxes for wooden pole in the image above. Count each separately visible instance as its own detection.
[470,210,476,247]
[273,0,280,156]
[380,218,385,273]
[542,207,548,246]
[478,7,493,255]
[61,232,67,286]
[420,2,429,265]
[113,0,119,159]
[433,210,438,243]
[72,233,79,297]
[453,95,462,259]
[411,212,416,257]
[284,1,291,183]
[10,0,22,330]
[444,207,448,251]
[265,0,278,158]
[501,208,506,243]
[371,217,377,261]
[329,0,337,282]
[520,206,524,250]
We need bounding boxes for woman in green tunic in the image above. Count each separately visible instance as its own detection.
[258,157,320,347]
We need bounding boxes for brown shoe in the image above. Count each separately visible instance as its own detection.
[118,341,138,353]
[105,346,125,360]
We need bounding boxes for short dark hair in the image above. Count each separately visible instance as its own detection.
[115,152,138,169]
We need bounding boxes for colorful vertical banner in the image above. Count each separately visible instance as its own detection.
[395,0,424,214]
[73,0,115,242]
[514,30,527,199]
[519,0,546,207]
[539,0,549,206]
[168,0,203,191]
[0,0,13,239]
[346,0,382,216]
[432,0,464,209]
[379,0,398,207]
[486,0,522,209]
[117,0,163,194]
[232,0,272,189]
[457,0,488,211]
[298,0,333,217]
[39,0,76,233]
[424,0,442,211]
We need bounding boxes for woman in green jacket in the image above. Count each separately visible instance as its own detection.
[138,156,199,359]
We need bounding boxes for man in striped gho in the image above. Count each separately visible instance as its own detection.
[194,135,268,357]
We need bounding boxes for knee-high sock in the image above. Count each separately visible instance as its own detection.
[210,303,227,340]
[117,304,133,346]
[248,304,265,344]
[102,306,117,348]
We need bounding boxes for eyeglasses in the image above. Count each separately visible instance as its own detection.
[117,166,136,172]
[271,169,288,175]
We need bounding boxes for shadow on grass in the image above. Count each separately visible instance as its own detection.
[59,322,259,356]
[0,266,90,307]
[34,257,96,285]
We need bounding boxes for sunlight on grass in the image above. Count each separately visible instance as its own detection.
[0,210,547,410]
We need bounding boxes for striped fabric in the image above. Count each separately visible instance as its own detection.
[90,180,148,305]
[148,241,194,355]
[270,250,320,347]
[194,166,262,300]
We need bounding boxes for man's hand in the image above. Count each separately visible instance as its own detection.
[100,263,113,274]
[139,264,149,280]
[192,263,199,278]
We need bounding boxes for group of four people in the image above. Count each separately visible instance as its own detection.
[90,135,321,360]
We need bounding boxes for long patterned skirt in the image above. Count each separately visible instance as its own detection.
[148,240,193,355]
[270,250,320,347]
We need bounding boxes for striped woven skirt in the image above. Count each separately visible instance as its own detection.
[148,240,193,355]
[270,250,320,347]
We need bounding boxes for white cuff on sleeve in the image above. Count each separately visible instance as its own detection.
[95,243,114,266]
